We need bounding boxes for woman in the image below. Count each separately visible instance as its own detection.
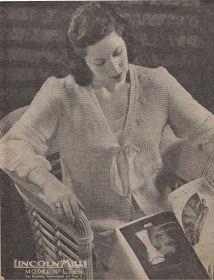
[0,2,214,277]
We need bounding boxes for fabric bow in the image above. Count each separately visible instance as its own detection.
[110,144,146,196]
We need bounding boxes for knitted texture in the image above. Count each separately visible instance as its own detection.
[0,64,214,220]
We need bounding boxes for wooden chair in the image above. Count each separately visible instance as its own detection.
[0,107,94,280]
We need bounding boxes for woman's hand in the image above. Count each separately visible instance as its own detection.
[44,181,84,223]
[28,167,84,223]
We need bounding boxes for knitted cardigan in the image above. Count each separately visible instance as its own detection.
[1,64,214,221]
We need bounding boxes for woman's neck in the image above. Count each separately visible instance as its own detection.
[92,78,129,97]
[92,81,130,101]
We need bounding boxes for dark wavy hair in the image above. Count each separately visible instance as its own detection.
[67,2,133,86]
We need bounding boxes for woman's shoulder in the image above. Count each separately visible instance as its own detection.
[37,74,78,102]
[42,74,76,92]
[131,64,169,84]
[58,74,77,90]
[131,64,172,105]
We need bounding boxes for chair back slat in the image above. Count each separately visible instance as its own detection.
[40,227,55,246]
[37,215,56,236]
[59,233,78,253]
[44,253,56,262]
[42,237,55,254]
[60,242,80,261]
[43,244,58,261]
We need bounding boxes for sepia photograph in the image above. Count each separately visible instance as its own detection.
[0,1,214,279]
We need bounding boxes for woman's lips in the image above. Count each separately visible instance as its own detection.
[111,72,122,80]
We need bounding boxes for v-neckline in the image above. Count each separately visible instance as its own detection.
[87,64,137,145]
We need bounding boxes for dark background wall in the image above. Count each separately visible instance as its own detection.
[0,0,213,118]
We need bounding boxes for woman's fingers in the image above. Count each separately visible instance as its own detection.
[76,196,85,210]
[51,201,65,222]
[45,183,82,222]
[62,198,75,222]
[51,195,81,222]
[68,194,80,220]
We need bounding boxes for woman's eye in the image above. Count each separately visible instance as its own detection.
[113,47,123,57]
[94,60,105,67]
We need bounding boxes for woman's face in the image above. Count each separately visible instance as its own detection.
[150,229,176,256]
[84,31,129,86]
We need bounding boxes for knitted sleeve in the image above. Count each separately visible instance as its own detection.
[0,77,61,178]
[158,67,214,145]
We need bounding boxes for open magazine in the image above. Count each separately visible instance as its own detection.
[107,178,213,280]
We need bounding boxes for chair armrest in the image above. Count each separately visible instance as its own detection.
[3,169,93,241]
[1,168,94,279]
[0,106,94,279]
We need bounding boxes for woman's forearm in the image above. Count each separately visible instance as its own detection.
[28,166,61,191]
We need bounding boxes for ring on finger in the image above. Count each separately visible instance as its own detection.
[55,202,64,211]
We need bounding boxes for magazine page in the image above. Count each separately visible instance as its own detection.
[169,178,214,279]
[113,211,209,280]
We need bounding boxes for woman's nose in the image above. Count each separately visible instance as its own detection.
[109,57,121,74]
